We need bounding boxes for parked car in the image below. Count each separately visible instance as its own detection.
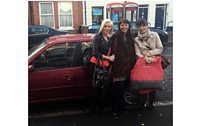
[88,21,169,44]
[28,25,68,50]
[166,21,173,32]
[29,34,95,104]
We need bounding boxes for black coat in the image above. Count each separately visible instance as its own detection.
[111,32,136,78]
[92,33,112,58]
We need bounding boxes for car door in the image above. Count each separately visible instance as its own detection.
[29,42,92,103]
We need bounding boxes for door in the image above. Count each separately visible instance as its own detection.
[29,42,92,103]
[155,4,167,30]
[138,5,148,21]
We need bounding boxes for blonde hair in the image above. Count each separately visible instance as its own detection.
[98,19,113,36]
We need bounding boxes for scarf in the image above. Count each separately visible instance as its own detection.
[137,29,153,42]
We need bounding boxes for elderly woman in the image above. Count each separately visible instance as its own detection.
[134,19,163,109]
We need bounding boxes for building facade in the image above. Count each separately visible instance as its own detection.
[28,0,173,31]
[28,1,84,33]
[84,0,173,30]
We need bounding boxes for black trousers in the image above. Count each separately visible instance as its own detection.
[91,86,106,113]
[91,64,110,114]
[112,80,129,111]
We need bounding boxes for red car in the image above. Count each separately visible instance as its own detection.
[28,34,95,104]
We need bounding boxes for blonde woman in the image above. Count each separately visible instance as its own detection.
[91,19,115,114]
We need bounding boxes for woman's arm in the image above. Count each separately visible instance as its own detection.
[134,38,144,58]
[102,54,115,62]
[148,32,163,56]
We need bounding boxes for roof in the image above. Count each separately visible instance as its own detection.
[46,34,95,44]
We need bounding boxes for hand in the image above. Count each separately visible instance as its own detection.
[151,56,157,62]
[109,55,115,62]
[143,51,151,57]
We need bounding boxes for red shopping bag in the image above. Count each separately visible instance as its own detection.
[130,56,164,90]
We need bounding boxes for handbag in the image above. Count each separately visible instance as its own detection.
[130,56,164,90]
[91,48,112,88]
[160,55,170,69]
[83,47,93,66]
[92,55,109,88]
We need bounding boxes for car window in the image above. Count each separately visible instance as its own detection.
[28,41,47,58]
[81,41,93,54]
[32,42,83,70]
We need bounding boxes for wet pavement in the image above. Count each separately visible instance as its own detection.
[29,105,172,126]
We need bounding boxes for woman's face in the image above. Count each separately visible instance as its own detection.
[102,22,112,35]
[137,25,148,34]
[119,22,129,33]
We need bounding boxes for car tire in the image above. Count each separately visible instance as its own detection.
[123,88,138,105]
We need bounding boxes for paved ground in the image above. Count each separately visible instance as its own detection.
[29,105,173,126]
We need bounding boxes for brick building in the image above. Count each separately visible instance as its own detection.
[28,1,84,33]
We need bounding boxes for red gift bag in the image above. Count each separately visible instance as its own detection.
[130,56,164,90]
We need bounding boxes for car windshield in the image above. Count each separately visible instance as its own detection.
[28,41,47,58]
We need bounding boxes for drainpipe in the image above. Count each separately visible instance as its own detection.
[29,1,34,25]
[84,1,87,25]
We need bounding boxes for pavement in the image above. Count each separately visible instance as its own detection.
[29,105,173,126]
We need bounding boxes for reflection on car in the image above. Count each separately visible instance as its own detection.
[28,25,68,50]
[29,34,95,104]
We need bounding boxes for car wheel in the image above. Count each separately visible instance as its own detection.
[124,88,138,105]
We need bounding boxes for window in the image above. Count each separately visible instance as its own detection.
[39,2,54,27]
[32,42,83,70]
[92,7,104,25]
[58,2,73,30]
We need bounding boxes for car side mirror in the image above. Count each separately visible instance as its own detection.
[28,65,34,72]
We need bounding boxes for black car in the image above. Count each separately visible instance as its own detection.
[28,25,68,49]
[88,21,168,44]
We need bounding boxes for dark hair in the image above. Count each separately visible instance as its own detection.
[136,19,148,27]
[118,18,131,34]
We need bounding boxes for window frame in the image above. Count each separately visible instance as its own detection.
[92,6,104,25]
[39,2,55,28]
[138,4,149,21]
[58,1,73,30]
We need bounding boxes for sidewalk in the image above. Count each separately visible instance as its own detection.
[29,105,173,126]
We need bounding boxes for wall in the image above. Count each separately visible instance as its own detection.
[85,0,173,28]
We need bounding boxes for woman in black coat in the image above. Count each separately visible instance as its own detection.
[111,19,136,112]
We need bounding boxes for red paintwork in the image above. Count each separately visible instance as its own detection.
[29,34,95,104]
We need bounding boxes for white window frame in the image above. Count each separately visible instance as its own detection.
[58,1,73,30]
[39,2,55,28]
